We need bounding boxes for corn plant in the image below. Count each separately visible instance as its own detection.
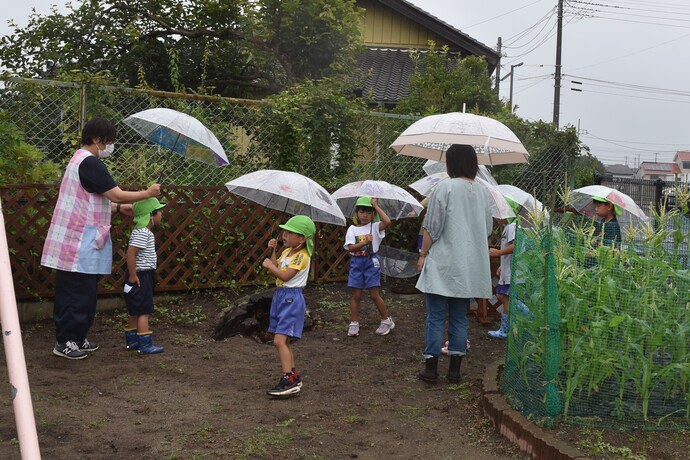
[503,204,690,429]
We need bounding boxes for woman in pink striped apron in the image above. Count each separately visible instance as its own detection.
[41,118,161,360]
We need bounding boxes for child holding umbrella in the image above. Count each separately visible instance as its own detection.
[262,215,316,398]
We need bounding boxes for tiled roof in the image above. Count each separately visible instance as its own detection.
[356,47,464,107]
[673,150,690,161]
[604,164,635,176]
[639,162,681,174]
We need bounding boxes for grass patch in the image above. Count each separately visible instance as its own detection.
[233,427,293,459]
[156,305,207,326]
[396,405,429,420]
[342,414,367,424]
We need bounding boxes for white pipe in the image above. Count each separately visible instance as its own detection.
[0,198,41,459]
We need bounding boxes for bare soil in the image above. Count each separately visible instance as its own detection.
[0,279,686,459]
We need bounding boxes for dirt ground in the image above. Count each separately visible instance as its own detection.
[0,279,687,459]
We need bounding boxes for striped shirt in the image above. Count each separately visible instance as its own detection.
[129,228,157,270]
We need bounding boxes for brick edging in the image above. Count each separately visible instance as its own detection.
[481,358,591,460]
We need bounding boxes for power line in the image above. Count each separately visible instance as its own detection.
[570,32,690,71]
[462,0,547,30]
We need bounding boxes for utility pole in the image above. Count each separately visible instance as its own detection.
[495,37,502,95]
[509,62,523,113]
[553,0,564,127]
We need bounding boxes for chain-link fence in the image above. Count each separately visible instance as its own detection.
[1,76,575,195]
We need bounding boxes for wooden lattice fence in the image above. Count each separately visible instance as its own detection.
[1,185,421,301]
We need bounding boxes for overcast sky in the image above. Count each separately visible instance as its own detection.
[3,0,690,166]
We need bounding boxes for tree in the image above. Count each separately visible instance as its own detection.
[255,78,365,187]
[0,112,61,185]
[0,0,363,98]
[393,44,502,116]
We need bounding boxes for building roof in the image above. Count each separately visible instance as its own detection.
[356,0,500,107]
[639,162,681,174]
[604,164,635,176]
[375,0,499,69]
[357,48,465,107]
[673,150,690,161]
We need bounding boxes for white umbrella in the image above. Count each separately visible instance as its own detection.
[422,160,497,185]
[391,112,529,166]
[124,108,229,167]
[331,180,423,220]
[568,185,648,236]
[410,174,513,220]
[225,170,346,226]
[496,184,547,225]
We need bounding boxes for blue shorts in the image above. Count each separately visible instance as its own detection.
[496,283,510,296]
[348,255,381,289]
[269,287,306,339]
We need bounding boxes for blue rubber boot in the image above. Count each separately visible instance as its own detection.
[125,329,139,351]
[488,313,508,339]
[137,332,164,354]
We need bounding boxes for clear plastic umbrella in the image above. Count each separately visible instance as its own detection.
[331,180,423,220]
[124,108,229,167]
[390,112,529,166]
[225,170,346,226]
[409,174,514,220]
[422,160,497,185]
[496,184,547,226]
[569,185,648,236]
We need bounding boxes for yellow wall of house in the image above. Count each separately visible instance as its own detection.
[358,0,452,48]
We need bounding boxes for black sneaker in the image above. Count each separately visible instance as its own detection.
[53,341,88,360]
[292,372,303,388]
[267,375,301,397]
[79,339,99,352]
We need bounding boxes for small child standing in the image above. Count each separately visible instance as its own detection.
[344,197,394,337]
[262,215,316,398]
[487,218,516,339]
[124,197,166,354]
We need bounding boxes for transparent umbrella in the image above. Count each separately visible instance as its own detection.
[409,174,514,220]
[331,180,423,220]
[225,170,346,226]
[124,108,229,167]
[422,160,497,185]
[391,112,529,166]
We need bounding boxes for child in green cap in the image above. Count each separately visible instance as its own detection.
[124,197,166,354]
[592,196,621,246]
[344,196,394,337]
[261,215,316,398]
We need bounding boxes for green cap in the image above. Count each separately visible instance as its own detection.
[503,195,521,223]
[355,196,373,208]
[133,198,166,229]
[592,196,620,216]
[279,215,316,256]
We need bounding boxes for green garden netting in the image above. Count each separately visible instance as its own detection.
[502,213,690,430]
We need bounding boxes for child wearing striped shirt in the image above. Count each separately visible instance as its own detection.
[124,197,166,354]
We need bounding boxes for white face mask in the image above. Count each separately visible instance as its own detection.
[98,143,115,158]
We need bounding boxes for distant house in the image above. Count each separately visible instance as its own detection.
[634,162,681,181]
[672,151,690,182]
[355,0,499,108]
[604,163,635,179]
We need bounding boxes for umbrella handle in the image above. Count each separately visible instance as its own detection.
[155,133,182,184]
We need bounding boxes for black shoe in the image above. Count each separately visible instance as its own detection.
[267,375,301,397]
[292,372,303,388]
[79,339,99,352]
[53,341,88,360]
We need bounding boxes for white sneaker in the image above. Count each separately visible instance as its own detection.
[347,321,360,337]
[375,317,395,336]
